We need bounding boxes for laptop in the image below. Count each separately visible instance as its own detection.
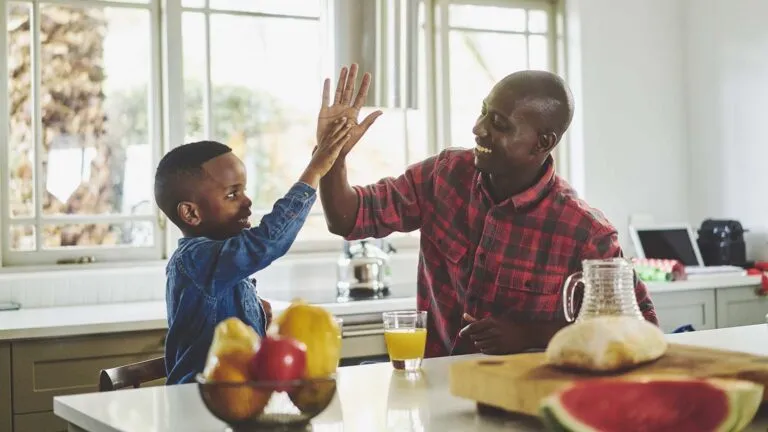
[628,223,745,277]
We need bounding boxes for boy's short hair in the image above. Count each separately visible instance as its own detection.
[154,141,232,228]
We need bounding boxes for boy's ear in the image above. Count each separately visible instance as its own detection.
[177,201,202,227]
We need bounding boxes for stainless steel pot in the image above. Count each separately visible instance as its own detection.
[337,240,393,297]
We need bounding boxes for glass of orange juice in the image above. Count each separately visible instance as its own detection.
[382,311,427,371]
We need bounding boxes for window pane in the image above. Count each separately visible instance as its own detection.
[449,5,525,32]
[406,109,428,163]
[8,3,34,218]
[42,222,153,249]
[182,0,205,7]
[529,35,550,70]
[448,31,527,148]
[208,0,321,17]
[345,108,407,186]
[182,12,206,141]
[39,6,153,217]
[9,225,35,251]
[528,9,548,33]
[294,213,331,242]
[207,13,322,212]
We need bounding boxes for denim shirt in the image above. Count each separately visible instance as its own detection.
[164,182,316,385]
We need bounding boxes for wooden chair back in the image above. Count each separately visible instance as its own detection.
[99,356,166,391]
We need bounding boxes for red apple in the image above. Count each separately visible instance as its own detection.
[248,334,307,391]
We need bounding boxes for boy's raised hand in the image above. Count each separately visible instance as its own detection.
[299,118,353,187]
[316,64,382,158]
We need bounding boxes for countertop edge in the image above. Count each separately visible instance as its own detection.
[54,397,123,432]
[0,297,420,342]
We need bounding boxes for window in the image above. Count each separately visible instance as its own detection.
[435,1,558,149]
[1,0,163,266]
[0,0,560,267]
[179,0,330,247]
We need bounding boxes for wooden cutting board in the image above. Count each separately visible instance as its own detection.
[449,343,768,417]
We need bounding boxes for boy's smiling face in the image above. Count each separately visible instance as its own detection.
[178,152,252,240]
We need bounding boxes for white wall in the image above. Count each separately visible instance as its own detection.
[565,0,689,254]
[685,0,768,260]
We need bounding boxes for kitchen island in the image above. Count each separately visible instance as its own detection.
[54,324,768,432]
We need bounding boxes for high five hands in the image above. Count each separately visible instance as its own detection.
[316,64,383,158]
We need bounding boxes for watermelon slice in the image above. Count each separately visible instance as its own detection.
[539,375,763,432]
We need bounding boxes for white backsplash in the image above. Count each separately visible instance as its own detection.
[0,252,420,309]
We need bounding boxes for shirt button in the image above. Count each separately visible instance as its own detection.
[477,253,485,263]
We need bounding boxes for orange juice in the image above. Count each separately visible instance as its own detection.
[384,328,427,360]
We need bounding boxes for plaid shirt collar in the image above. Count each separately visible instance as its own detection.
[475,155,556,210]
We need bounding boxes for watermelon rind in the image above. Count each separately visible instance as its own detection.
[538,375,763,432]
[703,378,763,432]
[540,394,597,432]
[540,404,574,432]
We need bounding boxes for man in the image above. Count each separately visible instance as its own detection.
[316,64,658,357]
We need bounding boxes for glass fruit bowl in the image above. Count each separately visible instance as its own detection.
[196,374,337,430]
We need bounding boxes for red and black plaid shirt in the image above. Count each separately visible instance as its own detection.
[346,148,657,358]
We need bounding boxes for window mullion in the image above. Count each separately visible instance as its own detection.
[31,1,43,252]
[0,2,8,265]
[162,0,185,258]
[203,11,213,139]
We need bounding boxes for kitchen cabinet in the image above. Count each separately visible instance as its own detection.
[10,330,165,432]
[716,286,768,329]
[652,289,716,333]
[13,412,65,432]
[1,344,11,432]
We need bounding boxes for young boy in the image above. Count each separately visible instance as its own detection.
[154,118,353,384]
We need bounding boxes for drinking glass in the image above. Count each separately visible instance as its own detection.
[382,311,427,371]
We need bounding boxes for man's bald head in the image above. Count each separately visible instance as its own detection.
[494,70,574,140]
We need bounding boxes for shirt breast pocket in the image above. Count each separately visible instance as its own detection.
[494,265,566,321]
[421,222,471,299]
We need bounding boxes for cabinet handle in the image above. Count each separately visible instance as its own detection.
[343,328,385,338]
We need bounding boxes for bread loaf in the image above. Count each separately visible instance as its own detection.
[545,316,667,372]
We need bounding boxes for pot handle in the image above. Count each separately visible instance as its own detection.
[562,271,583,323]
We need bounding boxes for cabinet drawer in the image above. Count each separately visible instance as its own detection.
[12,330,166,414]
[1,344,11,432]
[14,411,66,432]
[652,289,716,333]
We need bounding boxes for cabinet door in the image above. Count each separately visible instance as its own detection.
[651,289,716,333]
[716,286,768,328]
[12,330,166,414]
[13,412,66,432]
[0,344,11,432]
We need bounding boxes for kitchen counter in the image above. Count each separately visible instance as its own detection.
[53,324,768,432]
[0,295,418,341]
[645,273,762,293]
[0,273,760,341]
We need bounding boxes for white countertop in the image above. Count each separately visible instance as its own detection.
[0,295,418,342]
[645,273,761,293]
[0,274,759,342]
[53,324,768,432]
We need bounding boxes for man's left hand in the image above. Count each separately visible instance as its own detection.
[458,313,530,355]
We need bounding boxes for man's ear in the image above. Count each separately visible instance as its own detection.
[536,132,558,154]
[177,201,202,227]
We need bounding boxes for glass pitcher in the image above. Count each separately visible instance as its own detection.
[562,258,644,322]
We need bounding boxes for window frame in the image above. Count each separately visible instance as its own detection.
[0,0,166,267]
[0,0,564,268]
